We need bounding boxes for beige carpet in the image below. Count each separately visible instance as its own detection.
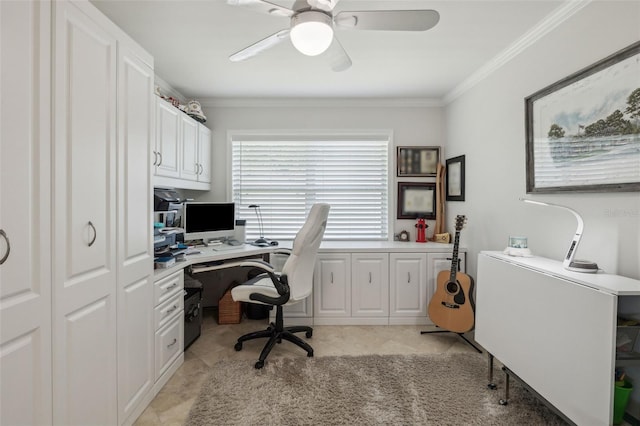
[185,352,566,425]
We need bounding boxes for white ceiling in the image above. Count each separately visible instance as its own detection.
[91,0,566,100]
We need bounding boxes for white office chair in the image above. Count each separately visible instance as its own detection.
[231,203,330,369]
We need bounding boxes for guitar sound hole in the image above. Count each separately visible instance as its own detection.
[446,281,459,294]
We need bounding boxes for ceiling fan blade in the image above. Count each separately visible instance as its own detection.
[307,0,340,12]
[323,36,351,72]
[334,10,440,31]
[229,29,291,62]
[226,0,294,17]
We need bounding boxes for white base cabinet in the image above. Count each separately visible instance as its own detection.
[352,253,390,318]
[309,245,465,326]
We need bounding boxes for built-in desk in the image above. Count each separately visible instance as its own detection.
[153,244,278,281]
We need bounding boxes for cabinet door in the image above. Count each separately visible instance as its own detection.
[0,2,53,425]
[197,124,212,183]
[314,254,351,317]
[426,252,466,310]
[389,253,427,317]
[180,114,199,181]
[352,253,389,317]
[53,3,118,424]
[155,98,180,178]
[116,43,155,424]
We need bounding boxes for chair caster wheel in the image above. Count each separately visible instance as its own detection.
[307,350,314,357]
[255,360,264,369]
[487,383,497,390]
[499,399,508,406]
[234,342,242,351]
[305,331,312,338]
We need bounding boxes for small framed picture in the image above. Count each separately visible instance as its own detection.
[397,182,436,219]
[446,155,466,201]
[397,146,440,177]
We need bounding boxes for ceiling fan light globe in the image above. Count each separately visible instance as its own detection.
[290,11,334,56]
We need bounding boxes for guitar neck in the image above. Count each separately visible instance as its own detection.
[449,230,460,281]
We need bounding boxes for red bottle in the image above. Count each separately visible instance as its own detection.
[415,218,427,243]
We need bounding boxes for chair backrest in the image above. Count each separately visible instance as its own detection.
[281,203,330,302]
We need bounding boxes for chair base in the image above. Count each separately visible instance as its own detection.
[234,305,313,369]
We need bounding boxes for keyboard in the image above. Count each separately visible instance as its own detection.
[212,244,244,251]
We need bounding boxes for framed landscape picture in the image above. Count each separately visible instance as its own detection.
[525,41,640,193]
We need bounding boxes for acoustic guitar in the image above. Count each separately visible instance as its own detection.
[427,215,475,333]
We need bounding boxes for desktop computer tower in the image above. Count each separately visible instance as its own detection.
[184,275,203,350]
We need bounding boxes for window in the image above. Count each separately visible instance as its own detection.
[231,133,390,241]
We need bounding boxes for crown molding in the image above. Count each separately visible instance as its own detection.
[443,0,592,104]
[199,97,444,108]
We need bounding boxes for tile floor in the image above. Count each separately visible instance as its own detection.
[133,308,482,426]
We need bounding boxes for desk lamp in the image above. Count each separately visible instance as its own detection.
[249,204,268,246]
[521,198,598,273]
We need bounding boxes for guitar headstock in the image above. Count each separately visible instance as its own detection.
[455,215,467,231]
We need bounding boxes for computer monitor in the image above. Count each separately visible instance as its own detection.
[182,202,236,244]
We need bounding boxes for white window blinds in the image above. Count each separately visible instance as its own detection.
[231,134,389,241]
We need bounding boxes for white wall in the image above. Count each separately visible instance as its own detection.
[199,100,445,240]
[445,1,640,281]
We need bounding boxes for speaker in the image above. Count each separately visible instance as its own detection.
[235,219,246,243]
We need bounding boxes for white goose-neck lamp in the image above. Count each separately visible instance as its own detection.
[520,198,599,273]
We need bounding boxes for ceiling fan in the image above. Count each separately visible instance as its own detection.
[227,0,440,72]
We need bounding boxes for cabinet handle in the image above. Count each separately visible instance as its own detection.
[157,151,163,166]
[152,151,157,166]
[330,272,334,284]
[87,221,97,247]
[165,282,178,293]
[199,164,203,175]
[167,338,177,348]
[407,272,411,283]
[166,305,178,315]
[0,229,10,265]
[368,272,372,283]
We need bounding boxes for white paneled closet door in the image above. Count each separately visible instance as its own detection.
[116,42,155,424]
[0,2,53,425]
[52,2,118,425]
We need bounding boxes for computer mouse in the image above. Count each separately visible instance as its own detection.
[269,241,279,246]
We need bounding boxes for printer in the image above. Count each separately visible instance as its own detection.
[153,188,185,252]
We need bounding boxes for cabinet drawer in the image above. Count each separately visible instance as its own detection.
[155,291,184,330]
[155,315,183,380]
[154,270,183,307]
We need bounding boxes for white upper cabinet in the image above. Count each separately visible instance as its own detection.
[154,98,212,190]
[155,98,181,179]
[197,124,212,184]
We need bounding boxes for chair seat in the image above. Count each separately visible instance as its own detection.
[231,274,309,306]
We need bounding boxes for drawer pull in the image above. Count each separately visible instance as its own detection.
[165,282,178,292]
[87,221,97,247]
[166,305,178,315]
[167,338,177,348]
[0,229,10,265]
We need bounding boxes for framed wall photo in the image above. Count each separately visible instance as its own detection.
[446,155,465,201]
[525,41,640,193]
[397,146,440,177]
[397,182,436,219]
